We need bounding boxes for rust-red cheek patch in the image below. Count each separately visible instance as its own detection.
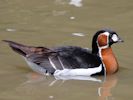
[97,34,108,47]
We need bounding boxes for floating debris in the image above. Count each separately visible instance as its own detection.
[6,28,16,32]
[70,16,75,20]
[49,96,54,99]
[72,32,85,37]
[69,0,83,7]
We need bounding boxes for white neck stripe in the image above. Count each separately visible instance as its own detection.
[96,32,109,76]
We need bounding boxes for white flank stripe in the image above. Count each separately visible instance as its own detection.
[48,57,57,70]
[58,56,65,69]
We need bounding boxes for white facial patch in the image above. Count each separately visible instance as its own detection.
[102,32,110,37]
[112,34,118,42]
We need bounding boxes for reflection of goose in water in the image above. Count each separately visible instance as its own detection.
[21,72,117,100]
[23,72,104,85]
[98,75,118,100]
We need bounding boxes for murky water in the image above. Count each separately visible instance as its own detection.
[0,0,133,100]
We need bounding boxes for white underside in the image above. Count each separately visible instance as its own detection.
[54,64,102,76]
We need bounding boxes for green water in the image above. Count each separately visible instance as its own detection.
[0,0,133,100]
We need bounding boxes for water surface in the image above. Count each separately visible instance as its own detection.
[0,0,133,100]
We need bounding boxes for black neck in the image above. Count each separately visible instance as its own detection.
[92,42,99,55]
